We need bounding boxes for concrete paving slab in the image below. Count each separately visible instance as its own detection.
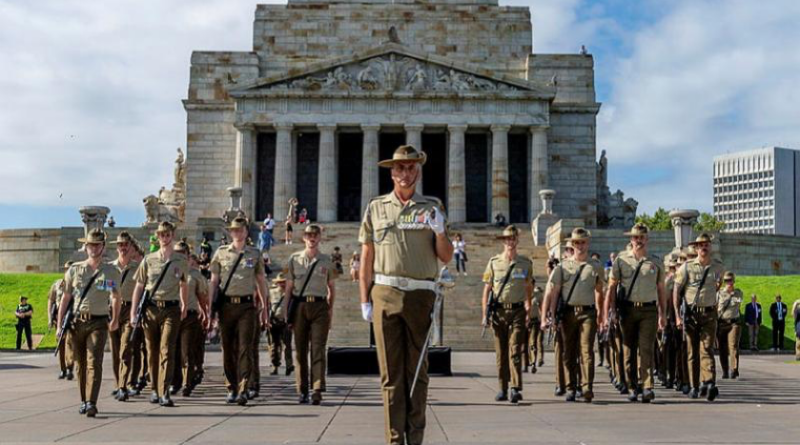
[0,351,799,444]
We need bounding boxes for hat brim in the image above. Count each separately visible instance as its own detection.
[496,234,518,240]
[688,239,712,246]
[377,152,427,168]
[78,238,105,245]
[566,235,591,242]
[623,231,648,237]
[272,278,286,284]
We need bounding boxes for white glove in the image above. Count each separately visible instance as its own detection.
[428,207,445,235]
[361,302,373,322]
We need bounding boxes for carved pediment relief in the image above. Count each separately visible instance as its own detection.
[271,54,519,93]
[231,45,554,98]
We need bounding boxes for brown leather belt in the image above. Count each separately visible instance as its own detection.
[225,295,254,304]
[293,296,327,303]
[500,301,525,310]
[149,300,180,309]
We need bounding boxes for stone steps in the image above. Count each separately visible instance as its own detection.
[263,223,549,350]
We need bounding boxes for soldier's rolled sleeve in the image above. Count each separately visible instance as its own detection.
[482,262,493,285]
[64,267,76,295]
[255,254,265,276]
[547,265,563,289]
[287,257,296,281]
[594,262,606,286]
[209,252,222,276]
[358,206,373,245]
[610,257,622,282]
[177,260,189,282]
[134,260,148,285]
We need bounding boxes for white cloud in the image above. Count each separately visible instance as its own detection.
[0,0,277,220]
[598,0,800,213]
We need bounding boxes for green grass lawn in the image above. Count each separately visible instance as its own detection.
[1,273,799,351]
[0,273,62,349]
[736,275,800,351]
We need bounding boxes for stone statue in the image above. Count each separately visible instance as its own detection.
[433,69,450,91]
[357,65,379,90]
[450,70,470,91]
[597,149,608,189]
[143,195,181,225]
[595,150,637,228]
[175,148,186,188]
[405,64,427,91]
[623,198,639,228]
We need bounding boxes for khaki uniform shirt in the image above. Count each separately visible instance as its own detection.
[482,254,534,304]
[269,286,287,319]
[287,251,335,297]
[112,259,140,303]
[610,251,663,303]
[358,192,448,280]
[210,245,264,297]
[665,274,676,318]
[548,258,605,306]
[48,279,65,309]
[675,258,725,307]
[134,252,189,301]
[64,261,121,316]
[717,288,743,320]
[187,269,208,312]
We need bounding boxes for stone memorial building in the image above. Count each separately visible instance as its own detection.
[184,0,601,229]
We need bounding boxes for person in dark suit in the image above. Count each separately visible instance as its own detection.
[744,295,762,351]
[769,295,788,351]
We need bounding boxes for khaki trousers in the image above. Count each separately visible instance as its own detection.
[70,317,108,404]
[717,319,741,374]
[115,307,140,390]
[685,308,718,388]
[220,301,257,394]
[143,305,181,398]
[552,329,568,391]
[611,323,626,387]
[269,321,293,368]
[57,331,74,372]
[620,304,658,390]
[492,306,526,391]
[250,317,262,392]
[372,285,435,445]
[292,300,330,394]
[528,318,544,366]
[560,307,597,393]
[179,311,202,389]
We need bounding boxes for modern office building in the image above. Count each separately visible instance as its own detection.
[713,146,800,236]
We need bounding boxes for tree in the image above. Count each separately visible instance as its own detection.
[635,207,672,231]
[694,212,725,233]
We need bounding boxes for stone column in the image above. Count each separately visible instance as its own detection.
[405,124,424,193]
[530,126,548,219]
[273,123,294,221]
[531,189,558,246]
[670,209,700,249]
[317,124,337,222]
[361,124,380,215]
[490,125,511,221]
[79,206,110,237]
[447,124,467,223]
[234,124,257,219]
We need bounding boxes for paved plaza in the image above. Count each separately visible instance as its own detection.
[0,351,798,444]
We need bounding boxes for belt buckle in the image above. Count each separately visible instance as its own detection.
[231,296,241,304]
[634,302,643,308]
[575,306,583,313]
[503,303,512,309]
[306,296,315,303]
[398,278,409,289]
[156,301,165,309]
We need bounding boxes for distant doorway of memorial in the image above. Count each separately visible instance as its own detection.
[421,132,447,207]
[256,133,276,221]
[337,132,362,222]
[378,132,406,195]
[465,133,489,222]
[296,132,320,222]
[508,132,529,224]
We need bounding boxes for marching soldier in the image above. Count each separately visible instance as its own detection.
[674,233,725,401]
[48,262,74,380]
[268,273,294,376]
[359,145,453,445]
[660,258,679,389]
[131,221,189,407]
[544,227,604,403]
[57,229,121,417]
[286,224,336,405]
[528,284,545,373]
[481,225,534,403]
[172,243,208,397]
[209,216,269,405]
[717,271,743,379]
[604,223,667,402]
[109,232,140,402]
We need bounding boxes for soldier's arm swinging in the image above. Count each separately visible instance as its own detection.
[255,272,270,326]
[326,278,336,329]
[481,283,491,326]
[179,281,189,320]
[594,279,604,327]
[543,281,560,329]
[57,291,72,332]
[433,232,453,264]
[604,276,619,330]
[109,289,121,332]
[209,273,220,318]
[130,282,145,325]
[673,277,683,328]
[656,279,667,330]
[525,280,534,324]
[359,243,374,305]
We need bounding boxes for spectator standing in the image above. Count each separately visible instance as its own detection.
[199,237,212,258]
[259,224,274,252]
[770,295,788,351]
[494,213,506,227]
[452,234,468,275]
[284,217,294,245]
[107,216,116,228]
[298,208,309,225]
[349,251,360,282]
[331,247,344,275]
[15,296,34,350]
[744,295,762,351]
[263,213,276,234]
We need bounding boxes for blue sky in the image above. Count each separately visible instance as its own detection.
[1,0,799,228]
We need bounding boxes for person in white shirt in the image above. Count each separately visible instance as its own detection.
[452,234,468,276]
